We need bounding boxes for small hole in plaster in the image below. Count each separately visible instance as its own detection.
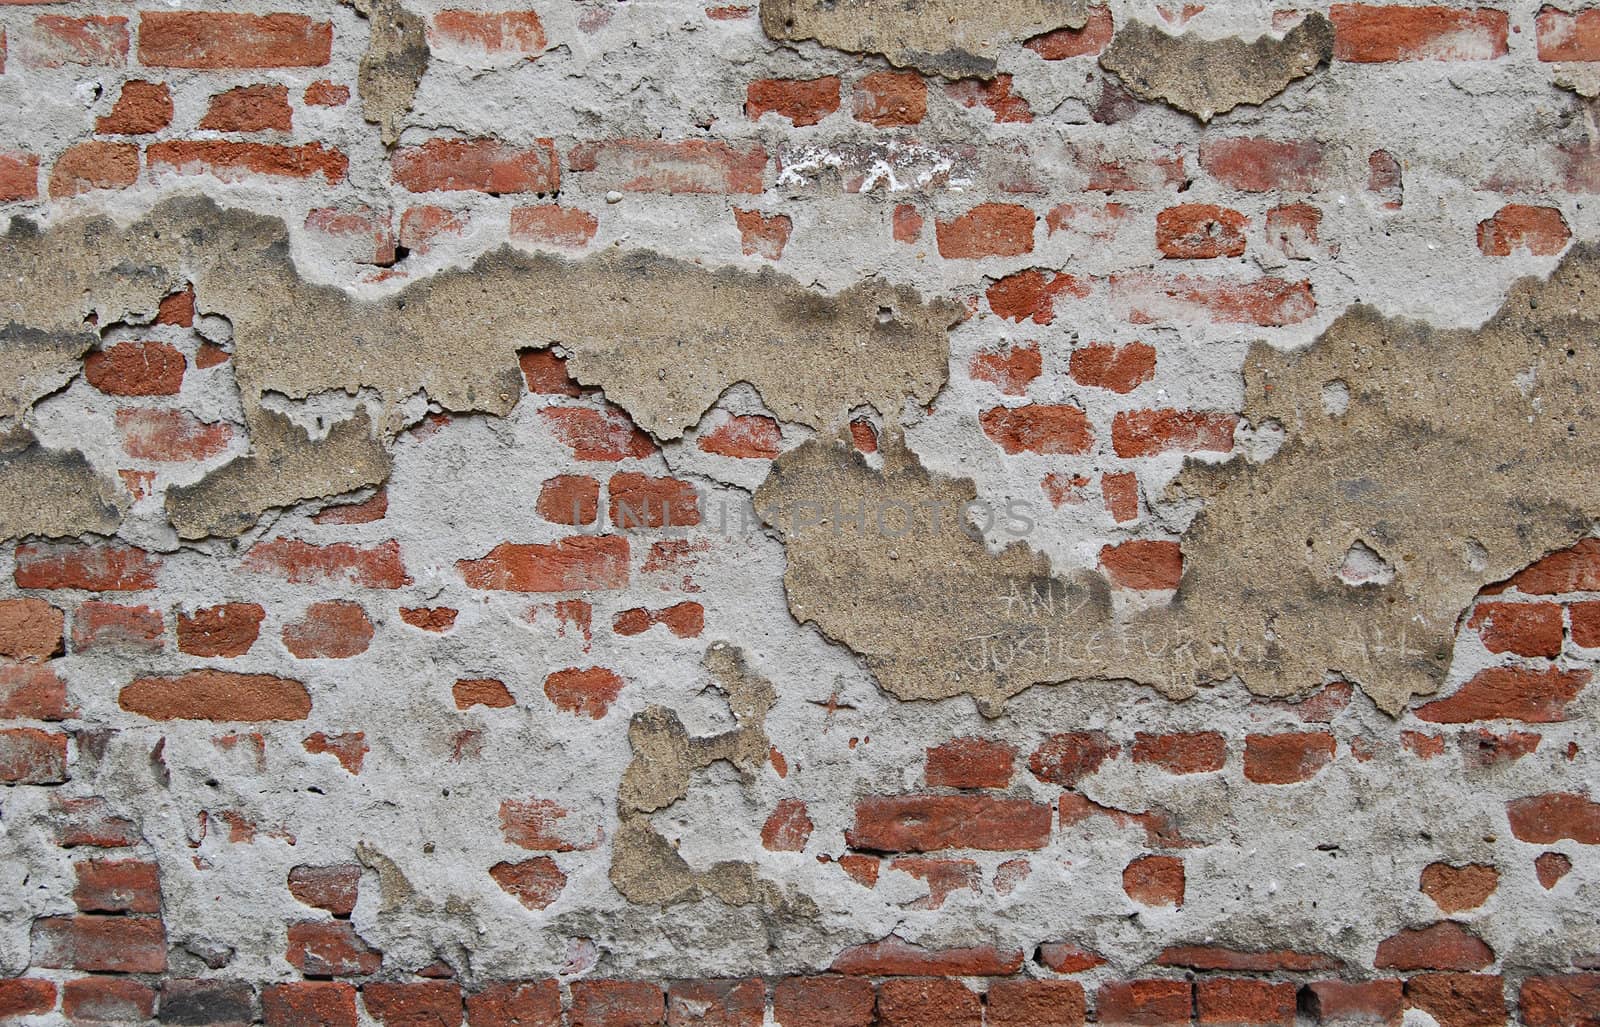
[1338,540,1395,586]
[1321,379,1349,416]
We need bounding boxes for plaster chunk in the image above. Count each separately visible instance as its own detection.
[344,0,429,146]
[760,0,1089,80]
[1100,15,1335,122]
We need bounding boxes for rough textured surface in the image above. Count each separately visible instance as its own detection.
[2,0,1600,1021]
[1100,15,1335,121]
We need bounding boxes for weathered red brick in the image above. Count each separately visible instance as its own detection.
[85,341,185,396]
[1414,666,1589,723]
[1508,538,1600,593]
[0,597,63,660]
[282,600,374,659]
[73,858,160,913]
[761,798,814,851]
[936,203,1036,258]
[0,664,69,720]
[0,979,54,1019]
[21,14,127,67]
[138,11,333,68]
[1265,202,1324,259]
[1244,731,1337,784]
[985,979,1087,1027]
[1304,979,1403,1024]
[16,542,161,592]
[1420,863,1498,914]
[1095,980,1192,1026]
[1403,973,1505,1027]
[467,980,560,1027]
[1103,472,1140,523]
[263,981,358,1027]
[1111,273,1316,325]
[1024,6,1115,58]
[32,914,166,973]
[1538,7,1600,61]
[116,407,232,461]
[511,204,599,248]
[1159,946,1341,972]
[773,977,874,1027]
[666,979,763,1027]
[363,981,462,1026]
[314,490,389,525]
[1070,341,1156,393]
[246,539,411,589]
[1123,854,1185,907]
[1467,601,1563,658]
[544,666,625,718]
[1374,921,1494,971]
[64,977,159,1022]
[1028,731,1118,785]
[946,74,1032,123]
[1506,792,1600,844]
[49,795,140,848]
[288,920,382,977]
[733,208,792,259]
[877,978,979,1027]
[1101,539,1183,590]
[852,70,926,126]
[431,10,547,57]
[1133,731,1226,774]
[96,79,172,135]
[987,268,1088,324]
[201,83,292,132]
[289,862,361,916]
[569,980,663,1027]
[541,405,657,460]
[981,404,1093,455]
[846,795,1051,852]
[698,414,782,458]
[149,141,348,183]
[1157,204,1249,259]
[0,151,41,201]
[1201,137,1325,192]
[567,139,766,194]
[1331,5,1509,62]
[120,670,311,721]
[926,736,1015,788]
[747,76,841,126]
[970,342,1042,396]
[1534,851,1573,890]
[459,537,629,592]
[400,607,458,633]
[1520,974,1600,1027]
[176,602,264,657]
[1196,979,1296,1027]
[1113,409,1237,457]
[1477,204,1570,257]
[831,936,1024,976]
[48,141,138,198]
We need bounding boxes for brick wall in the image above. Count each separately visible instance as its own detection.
[2,1,1600,1025]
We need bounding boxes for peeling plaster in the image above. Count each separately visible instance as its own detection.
[1099,15,1334,122]
[759,0,1089,80]
[759,246,1600,715]
[343,0,429,146]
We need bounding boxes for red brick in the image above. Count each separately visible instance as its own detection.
[460,537,629,592]
[987,268,1088,324]
[48,141,138,198]
[610,473,702,528]
[567,139,766,194]
[49,795,140,848]
[1331,5,1508,62]
[1113,409,1237,458]
[289,862,361,916]
[21,14,127,67]
[1304,980,1403,1024]
[544,666,625,718]
[0,978,54,1019]
[177,602,265,657]
[1534,851,1573,890]
[363,981,462,1026]
[612,601,703,639]
[1244,731,1336,784]
[400,607,458,633]
[1024,6,1115,58]
[306,80,352,107]
[287,920,382,977]
[314,490,389,525]
[149,141,348,183]
[936,203,1036,258]
[986,980,1087,1027]
[1133,731,1226,774]
[1071,341,1156,393]
[500,798,591,852]
[1477,205,1570,257]
[246,539,411,589]
[1570,600,1600,647]
[541,406,657,460]
[893,204,923,243]
[85,341,185,396]
[1402,730,1446,759]
[201,83,292,132]
[467,981,560,1027]
[761,798,813,851]
[116,407,232,461]
[97,79,172,134]
[1414,666,1589,723]
[1101,540,1183,590]
[773,977,874,1027]
[1265,202,1323,259]
[519,349,583,397]
[1538,7,1600,61]
[852,70,926,126]
[970,342,1042,396]
[698,414,782,458]
[0,664,68,719]
[1159,946,1341,972]
[1520,974,1600,1027]
[747,76,841,126]
[401,205,469,255]
[1111,273,1315,325]
[263,981,358,1027]
[511,205,599,248]
[877,979,979,1027]
[431,10,547,57]
[64,977,159,1022]
[1157,204,1249,259]
[160,980,254,1024]
[303,206,399,265]
[0,151,40,201]
[1507,538,1600,593]
[666,979,763,1027]
[1420,863,1498,914]
[1201,137,1324,192]
[926,736,1015,788]
[1197,979,1296,1026]
[1375,922,1494,971]
[1037,942,1106,974]
[1028,731,1118,785]
[1095,980,1192,1026]
[981,404,1093,455]
[282,600,374,659]
[32,914,166,973]
[120,670,311,721]
[454,678,514,710]
[73,858,160,913]
[831,936,1024,976]
[946,74,1032,123]
[1507,792,1600,844]
[138,11,333,68]
[570,980,663,1027]
[16,542,160,592]
[1467,601,1563,657]
[1123,854,1185,907]
[0,726,66,783]
[846,795,1051,852]
[733,208,792,259]
[1103,472,1141,523]
[1403,974,1505,1027]
[0,597,63,660]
